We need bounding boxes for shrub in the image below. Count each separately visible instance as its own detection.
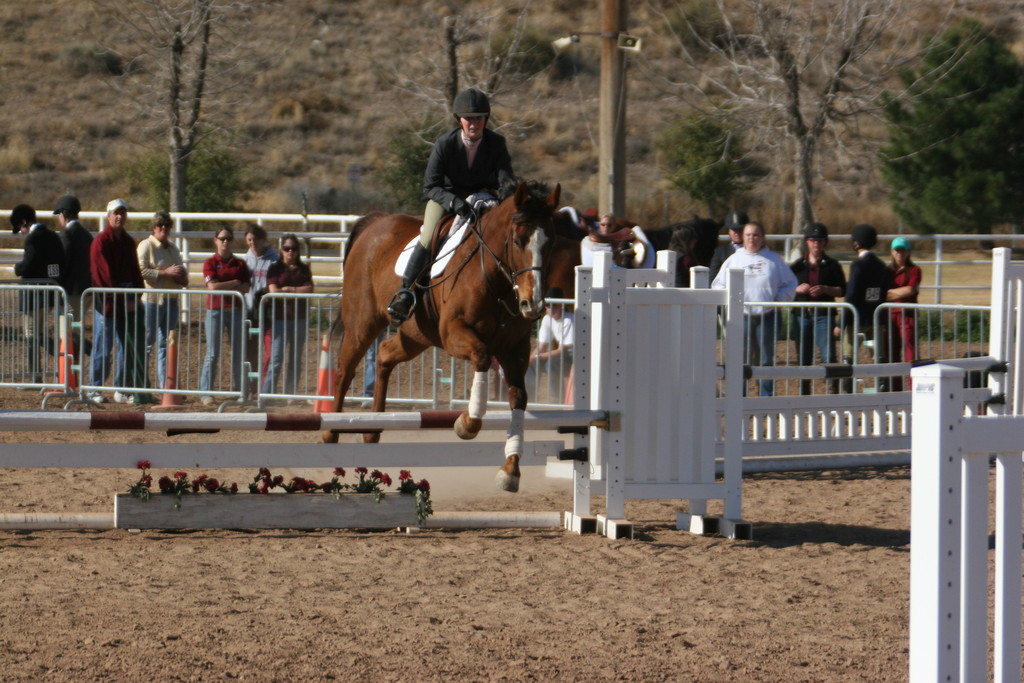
[60,42,123,76]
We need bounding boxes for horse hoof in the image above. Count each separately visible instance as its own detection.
[495,469,520,493]
[454,414,481,440]
[321,430,338,444]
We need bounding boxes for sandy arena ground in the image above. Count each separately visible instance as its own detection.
[0,385,919,682]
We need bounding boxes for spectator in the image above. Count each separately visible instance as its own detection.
[712,221,798,397]
[388,87,514,325]
[53,194,92,322]
[137,210,188,390]
[263,234,314,395]
[668,223,699,288]
[11,204,65,384]
[886,237,922,391]
[841,224,892,393]
[243,223,279,389]
[790,222,846,394]
[89,199,151,405]
[709,210,748,280]
[200,226,249,404]
[528,286,574,402]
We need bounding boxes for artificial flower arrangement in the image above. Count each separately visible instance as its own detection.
[128,461,432,524]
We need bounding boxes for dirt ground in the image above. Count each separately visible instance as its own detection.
[0,386,915,682]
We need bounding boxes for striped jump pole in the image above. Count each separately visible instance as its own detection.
[0,409,610,434]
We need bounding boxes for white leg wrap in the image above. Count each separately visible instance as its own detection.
[468,371,489,419]
[505,408,525,457]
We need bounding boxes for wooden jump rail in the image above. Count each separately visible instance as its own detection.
[0,409,611,435]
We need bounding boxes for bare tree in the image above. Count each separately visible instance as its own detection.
[650,0,951,232]
[94,0,271,212]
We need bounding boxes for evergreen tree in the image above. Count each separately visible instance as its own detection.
[659,111,746,216]
[881,20,1024,233]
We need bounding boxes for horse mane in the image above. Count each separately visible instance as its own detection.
[496,178,555,225]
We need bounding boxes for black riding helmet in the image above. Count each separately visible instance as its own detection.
[452,88,491,119]
[803,222,829,241]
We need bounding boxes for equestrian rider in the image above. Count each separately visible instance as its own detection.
[387,88,515,325]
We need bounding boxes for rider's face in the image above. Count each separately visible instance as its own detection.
[460,115,485,141]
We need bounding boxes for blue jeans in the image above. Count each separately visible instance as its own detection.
[200,307,245,394]
[744,312,777,397]
[91,310,126,388]
[144,299,180,389]
[362,332,384,397]
[795,311,837,366]
[263,317,307,395]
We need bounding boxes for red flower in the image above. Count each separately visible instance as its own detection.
[229,483,238,494]
[380,473,392,487]
[399,470,412,481]
[158,476,172,492]
[272,475,284,486]
[333,467,346,477]
[321,482,333,492]
[203,478,220,493]
[417,479,430,492]
[355,467,368,475]
[259,467,271,478]
[137,460,151,470]
[174,471,188,481]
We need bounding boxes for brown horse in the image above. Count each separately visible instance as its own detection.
[322,181,563,492]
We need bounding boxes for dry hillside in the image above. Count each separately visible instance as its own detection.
[0,1,1019,231]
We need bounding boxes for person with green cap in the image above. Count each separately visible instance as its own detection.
[386,87,515,325]
[886,236,921,390]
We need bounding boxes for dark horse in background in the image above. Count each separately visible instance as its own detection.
[322,181,566,492]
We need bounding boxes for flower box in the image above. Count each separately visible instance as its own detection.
[113,492,419,530]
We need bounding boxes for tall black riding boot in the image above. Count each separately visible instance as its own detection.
[387,242,432,325]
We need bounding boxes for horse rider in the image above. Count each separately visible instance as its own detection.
[387,87,515,325]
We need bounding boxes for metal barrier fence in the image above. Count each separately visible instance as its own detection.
[0,283,68,394]
[0,283,992,409]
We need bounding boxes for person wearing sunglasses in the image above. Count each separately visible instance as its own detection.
[137,211,188,391]
[263,234,314,396]
[200,227,250,405]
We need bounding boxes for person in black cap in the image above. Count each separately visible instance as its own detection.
[841,223,891,392]
[709,209,749,280]
[53,194,93,322]
[790,222,846,394]
[387,87,515,325]
[11,204,65,384]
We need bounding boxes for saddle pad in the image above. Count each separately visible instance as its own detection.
[394,216,471,278]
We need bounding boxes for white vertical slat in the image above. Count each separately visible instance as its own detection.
[909,364,965,682]
[994,451,1022,683]
[959,451,988,683]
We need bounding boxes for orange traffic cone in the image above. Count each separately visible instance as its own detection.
[314,334,337,414]
[153,329,184,411]
[47,315,78,395]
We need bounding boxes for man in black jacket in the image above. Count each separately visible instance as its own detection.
[842,223,892,392]
[53,194,92,322]
[709,210,748,280]
[387,88,515,324]
[11,204,65,383]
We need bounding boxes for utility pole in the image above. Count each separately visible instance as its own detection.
[599,0,627,218]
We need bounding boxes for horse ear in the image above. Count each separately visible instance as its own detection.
[514,181,528,206]
[546,184,561,210]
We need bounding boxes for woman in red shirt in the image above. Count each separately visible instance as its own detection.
[886,237,922,391]
[200,227,250,404]
[263,234,314,395]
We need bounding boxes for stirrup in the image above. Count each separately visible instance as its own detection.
[387,288,416,325]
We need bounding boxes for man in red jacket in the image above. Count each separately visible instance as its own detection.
[89,199,152,404]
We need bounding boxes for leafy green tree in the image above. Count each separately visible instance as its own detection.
[659,112,746,215]
[881,20,1024,233]
[377,122,437,213]
[125,139,251,215]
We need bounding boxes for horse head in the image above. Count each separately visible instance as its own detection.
[507,181,561,320]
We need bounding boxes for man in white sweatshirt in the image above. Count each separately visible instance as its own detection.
[712,221,798,396]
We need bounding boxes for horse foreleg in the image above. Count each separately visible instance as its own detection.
[454,368,488,440]
[494,345,530,493]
